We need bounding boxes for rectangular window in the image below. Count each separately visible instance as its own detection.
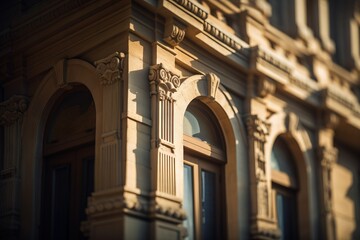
[201,170,216,239]
[183,164,195,240]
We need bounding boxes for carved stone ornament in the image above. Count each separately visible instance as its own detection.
[150,202,187,221]
[94,52,125,86]
[318,147,338,169]
[318,147,338,212]
[203,22,242,50]
[86,196,148,216]
[257,76,275,98]
[172,0,208,20]
[164,24,186,47]
[206,73,220,100]
[245,115,271,143]
[0,95,29,126]
[149,64,181,100]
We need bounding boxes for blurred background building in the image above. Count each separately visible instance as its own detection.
[0,0,359,239]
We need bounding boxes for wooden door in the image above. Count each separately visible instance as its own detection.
[41,144,94,240]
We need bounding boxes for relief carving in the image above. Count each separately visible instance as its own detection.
[149,63,181,100]
[246,114,271,143]
[164,24,186,47]
[318,147,338,212]
[257,76,275,98]
[245,115,271,217]
[0,95,29,126]
[94,52,125,85]
[206,73,220,100]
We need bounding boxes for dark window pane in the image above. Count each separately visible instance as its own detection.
[80,157,94,222]
[183,164,195,240]
[201,170,216,240]
[51,165,71,240]
[276,192,297,240]
[271,138,297,185]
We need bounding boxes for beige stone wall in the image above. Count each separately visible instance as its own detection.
[333,144,360,240]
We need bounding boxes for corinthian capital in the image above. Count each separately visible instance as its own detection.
[94,52,125,85]
[148,64,181,99]
[0,95,29,126]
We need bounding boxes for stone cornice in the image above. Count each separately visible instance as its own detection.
[251,46,292,76]
[0,95,29,126]
[203,22,243,51]
[322,86,360,118]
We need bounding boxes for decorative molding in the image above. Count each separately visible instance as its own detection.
[245,115,271,143]
[149,63,181,100]
[257,77,275,98]
[164,24,186,47]
[318,146,338,217]
[86,197,148,216]
[251,46,292,75]
[87,194,186,221]
[203,22,242,51]
[245,115,271,219]
[94,52,125,86]
[151,202,187,221]
[289,73,316,92]
[0,95,29,126]
[251,226,281,240]
[324,87,354,109]
[206,73,220,100]
[171,0,208,20]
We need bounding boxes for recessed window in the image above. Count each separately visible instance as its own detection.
[183,100,225,240]
[271,137,298,240]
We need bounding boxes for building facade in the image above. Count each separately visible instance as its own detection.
[0,0,359,239]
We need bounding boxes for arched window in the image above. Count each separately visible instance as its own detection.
[41,85,95,240]
[183,100,226,240]
[271,137,298,240]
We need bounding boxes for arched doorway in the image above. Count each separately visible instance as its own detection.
[40,84,95,240]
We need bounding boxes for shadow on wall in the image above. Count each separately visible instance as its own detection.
[334,142,360,240]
